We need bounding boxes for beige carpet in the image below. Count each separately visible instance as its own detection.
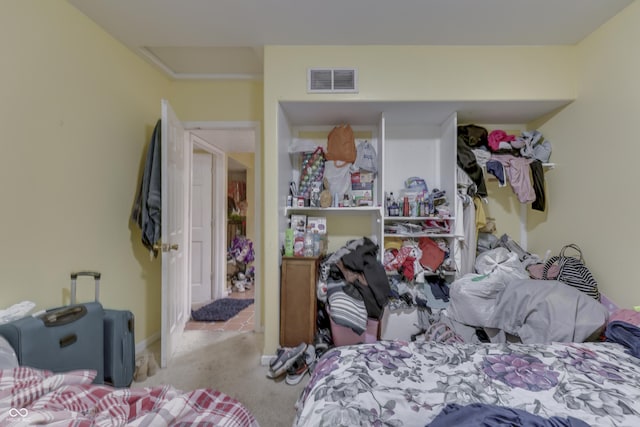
[133,330,308,427]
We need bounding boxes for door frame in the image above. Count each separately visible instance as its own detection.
[184,121,262,332]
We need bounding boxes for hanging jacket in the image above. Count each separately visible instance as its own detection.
[131,119,162,257]
[457,136,488,197]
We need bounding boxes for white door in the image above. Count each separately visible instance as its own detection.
[160,99,190,368]
[191,152,213,304]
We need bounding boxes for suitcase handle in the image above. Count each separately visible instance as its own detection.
[71,271,101,280]
[59,334,77,348]
[40,305,87,327]
[70,271,101,304]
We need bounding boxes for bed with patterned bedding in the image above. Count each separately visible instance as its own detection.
[294,340,640,427]
[0,366,259,426]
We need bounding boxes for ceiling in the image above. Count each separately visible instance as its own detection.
[67,0,634,80]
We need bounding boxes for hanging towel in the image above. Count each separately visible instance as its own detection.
[131,119,162,257]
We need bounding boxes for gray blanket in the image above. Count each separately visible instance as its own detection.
[483,279,608,343]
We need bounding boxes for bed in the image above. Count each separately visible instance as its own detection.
[0,366,259,426]
[294,339,640,427]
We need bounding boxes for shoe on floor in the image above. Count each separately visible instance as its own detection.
[269,348,285,370]
[285,344,316,385]
[267,342,307,379]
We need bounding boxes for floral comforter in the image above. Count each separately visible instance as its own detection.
[294,340,640,427]
[0,366,259,426]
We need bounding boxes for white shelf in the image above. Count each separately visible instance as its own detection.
[285,206,382,216]
[484,162,555,181]
[384,233,456,238]
[384,216,454,221]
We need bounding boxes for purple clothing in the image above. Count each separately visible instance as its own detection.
[426,403,590,427]
[605,320,640,358]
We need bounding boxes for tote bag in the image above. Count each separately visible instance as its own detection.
[326,124,356,166]
[543,244,600,300]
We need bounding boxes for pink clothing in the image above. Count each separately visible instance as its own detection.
[488,130,516,151]
[609,309,640,327]
[491,154,535,203]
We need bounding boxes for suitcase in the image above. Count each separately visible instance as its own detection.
[71,271,135,388]
[0,283,104,383]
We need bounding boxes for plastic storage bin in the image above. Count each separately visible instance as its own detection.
[330,315,379,347]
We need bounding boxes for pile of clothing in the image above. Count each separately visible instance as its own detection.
[316,238,390,338]
[457,124,551,211]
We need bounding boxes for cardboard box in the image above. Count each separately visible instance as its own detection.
[351,181,373,191]
[351,189,373,206]
[380,308,422,341]
[290,214,307,235]
[351,171,374,185]
[307,216,327,234]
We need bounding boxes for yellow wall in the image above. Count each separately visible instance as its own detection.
[0,1,169,342]
[533,0,640,307]
[167,80,263,122]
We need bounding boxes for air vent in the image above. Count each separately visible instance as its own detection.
[308,68,358,93]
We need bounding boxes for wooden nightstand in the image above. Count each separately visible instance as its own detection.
[279,256,320,347]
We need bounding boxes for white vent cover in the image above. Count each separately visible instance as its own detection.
[307,68,358,93]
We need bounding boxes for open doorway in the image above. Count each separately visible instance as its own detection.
[183,122,261,334]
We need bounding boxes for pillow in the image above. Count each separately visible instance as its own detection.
[328,290,367,335]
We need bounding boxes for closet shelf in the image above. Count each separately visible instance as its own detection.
[384,233,456,238]
[383,216,454,221]
[285,206,382,217]
[484,162,555,181]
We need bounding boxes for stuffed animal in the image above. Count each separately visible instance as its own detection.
[390,242,426,283]
[228,236,255,292]
[320,177,332,208]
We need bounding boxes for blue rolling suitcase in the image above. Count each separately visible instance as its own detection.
[71,271,135,388]
[0,278,104,384]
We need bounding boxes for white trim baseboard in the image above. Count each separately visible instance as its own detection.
[260,354,276,366]
[135,331,160,355]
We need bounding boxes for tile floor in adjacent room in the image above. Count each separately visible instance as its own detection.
[185,287,255,333]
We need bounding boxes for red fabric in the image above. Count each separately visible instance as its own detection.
[418,237,445,272]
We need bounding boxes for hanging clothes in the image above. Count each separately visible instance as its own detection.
[530,160,546,212]
[457,136,487,197]
[491,154,536,204]
[131,119,162,257]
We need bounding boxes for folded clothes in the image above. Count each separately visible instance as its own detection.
[605,320,640,358]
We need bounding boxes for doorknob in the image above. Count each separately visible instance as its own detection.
[152,243,180,252]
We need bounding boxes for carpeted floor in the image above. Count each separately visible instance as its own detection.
[134,330,308,427]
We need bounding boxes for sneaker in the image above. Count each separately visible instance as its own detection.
[267,343,307,379]
[269,348,285,370]
[285,345,316,385]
